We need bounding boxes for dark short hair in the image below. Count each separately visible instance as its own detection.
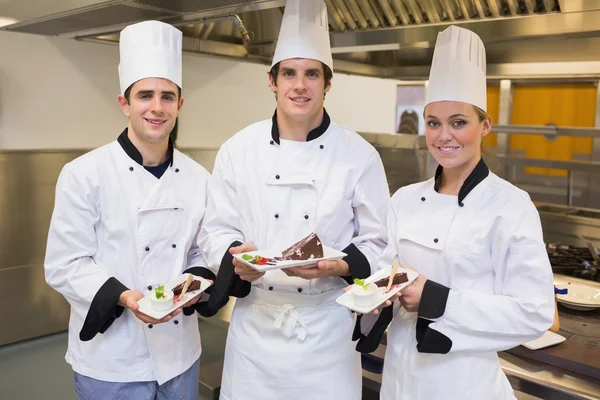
[268,61,333,89]
[123,82,182,103]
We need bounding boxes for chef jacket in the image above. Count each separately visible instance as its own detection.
[355,159,554,399]
[200,110,390,304]
[199,109,390,400]
[45,130,214,384]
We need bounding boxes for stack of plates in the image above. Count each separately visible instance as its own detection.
[554,276,600,311]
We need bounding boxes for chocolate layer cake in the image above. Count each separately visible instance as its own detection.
[374,272,408,288]
[172,279,202,295]
[280,232,324,261]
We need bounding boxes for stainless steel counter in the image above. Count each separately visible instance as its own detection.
[200,297,600,399]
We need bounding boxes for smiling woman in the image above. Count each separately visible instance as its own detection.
[356,25,554,400]
[423,101,492,192]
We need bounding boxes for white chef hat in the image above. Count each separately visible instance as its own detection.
[425,25,487,111]
[271,0,333,72]
[118,20,182,94]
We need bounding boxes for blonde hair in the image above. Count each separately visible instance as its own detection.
[473,105,490,155]
[473,105,488,122]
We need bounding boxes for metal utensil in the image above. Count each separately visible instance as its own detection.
[577,235,600,265]
[387,259,399,293]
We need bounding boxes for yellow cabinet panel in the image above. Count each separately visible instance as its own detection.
[510,84,595,176]
[483,86,500,149]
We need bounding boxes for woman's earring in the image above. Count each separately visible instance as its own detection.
[274,91,278,100]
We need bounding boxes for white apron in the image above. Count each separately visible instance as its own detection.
[220,287,361,400]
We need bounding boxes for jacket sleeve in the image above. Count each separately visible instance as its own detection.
[197,144,250,317]
[44,164,128,341]
[354,200,400,352]
[184,174,214,279]
[186,192,209,272]
[200,144,245,273]
[182,182,218,316]
[416,201,555,354]
[343,151,390,282]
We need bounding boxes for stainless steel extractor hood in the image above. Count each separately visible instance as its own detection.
[4,0,600,80]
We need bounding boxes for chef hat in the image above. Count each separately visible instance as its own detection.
[118,20,182,94]
[425,25,487,111]
[271,0,333,72]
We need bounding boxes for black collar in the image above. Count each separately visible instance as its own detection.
[434,158,489,206]
[270,109,331,145]
[117,128,174,167]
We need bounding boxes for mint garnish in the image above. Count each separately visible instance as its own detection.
[353,278,366,287]
[155,285,165,299]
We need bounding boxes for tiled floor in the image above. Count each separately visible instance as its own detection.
[0,319,542,400]
[0,331,78,400]
[0,322,216,400]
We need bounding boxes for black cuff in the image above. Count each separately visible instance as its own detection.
[196,241,251,318]
[182,267,216,316]
[354,305,394,354]
[341,243,371,284]
[227,243,252,298]
[415,317,452,354]
[79,277,128,342]
[418,280,450,319]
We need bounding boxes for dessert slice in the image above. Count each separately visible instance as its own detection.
[172,279,202,296]
[172,275,203,303]
[280,232,324,261]
[374,272,408,289]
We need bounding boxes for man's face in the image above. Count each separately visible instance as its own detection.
[269,58,331,122]
[118,78,183,144]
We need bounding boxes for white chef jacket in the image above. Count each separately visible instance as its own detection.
[200,111,390,399]
[201,112,390,293]
[364,160,554,399]
[45,132,211,385]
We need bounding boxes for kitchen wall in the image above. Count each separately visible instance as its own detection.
[0,31,397,150]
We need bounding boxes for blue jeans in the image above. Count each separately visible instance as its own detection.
[73,359,199,400]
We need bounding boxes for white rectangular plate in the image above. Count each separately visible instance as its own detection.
[232,245,346,272]
[336,266,419,314]
[522,330,566,350]
[136,274,212,319]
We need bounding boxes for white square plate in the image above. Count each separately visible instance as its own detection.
[336,266,419,314]
[137,274,212,319]
[522,330,566,350]
[232,245,347,272]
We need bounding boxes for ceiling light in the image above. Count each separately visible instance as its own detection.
[0,16,18,28]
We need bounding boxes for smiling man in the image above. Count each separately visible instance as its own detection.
[199,1,390,399]
[44,21,214,400]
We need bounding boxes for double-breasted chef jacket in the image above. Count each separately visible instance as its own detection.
[355,159,555,399]
[200,110,390,400]
[45,130,215,385]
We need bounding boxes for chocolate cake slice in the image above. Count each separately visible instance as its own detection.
[172,279,202,295]
[280,232,324,261]
[374,272,408,288]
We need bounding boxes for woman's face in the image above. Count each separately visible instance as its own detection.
[424,101,491,170]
